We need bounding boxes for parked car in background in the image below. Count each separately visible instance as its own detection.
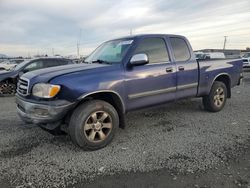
[0,59,25,70]
[0,60,17,71]
[16,34,243,150]
[195,52,206,60]
[242,52,250,68]
[72,59,81,64]
[195,52,226,60]
[0,57,74,95]
[205,52,226,59]
[70,58,87,64]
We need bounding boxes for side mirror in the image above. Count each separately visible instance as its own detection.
[130,54,149,66]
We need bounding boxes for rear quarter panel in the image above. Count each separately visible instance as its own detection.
[197,59,243,96]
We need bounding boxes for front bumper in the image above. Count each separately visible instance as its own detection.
[16,95,75,124]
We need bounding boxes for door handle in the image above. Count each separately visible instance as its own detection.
[166,67,173,73]
[178,66,185,71]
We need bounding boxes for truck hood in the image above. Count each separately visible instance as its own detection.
[22,63,110,82]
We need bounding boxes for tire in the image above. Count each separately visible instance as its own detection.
[0,81,16,96]
[68,100,119,150]
[203,81,227,112]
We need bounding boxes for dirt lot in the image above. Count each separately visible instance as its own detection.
[0,71,250,188]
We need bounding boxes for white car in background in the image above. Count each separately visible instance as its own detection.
[242,52,250,68]
[195,52,225,60]
[204,52,226,59]
[0,59,24,70]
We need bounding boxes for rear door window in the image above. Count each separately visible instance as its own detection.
[170,37,191,62]
[56,59,69,66]
[43,59,67,68]
[63,59,74,64]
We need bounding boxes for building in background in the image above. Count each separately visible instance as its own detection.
[241,47,250,56]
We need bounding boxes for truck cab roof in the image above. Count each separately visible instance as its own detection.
[110,34,187,41]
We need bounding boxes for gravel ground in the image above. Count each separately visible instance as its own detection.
[0,71,250,188]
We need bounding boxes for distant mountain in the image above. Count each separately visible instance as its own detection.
[0,54,8,58]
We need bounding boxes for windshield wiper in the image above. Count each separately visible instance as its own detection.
[92,59,112,64]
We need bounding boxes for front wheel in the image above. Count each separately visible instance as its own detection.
[202,81,227,112]
[68,100,119,150]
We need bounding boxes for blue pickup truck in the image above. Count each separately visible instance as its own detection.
[16,34,243,150]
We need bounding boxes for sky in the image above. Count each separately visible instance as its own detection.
[0,0,250,57]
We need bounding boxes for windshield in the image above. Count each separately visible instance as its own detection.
[243,53,250,58]
[85,39,133,64]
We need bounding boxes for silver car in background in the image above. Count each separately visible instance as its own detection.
[0,59,24,70]
[242,52,250,68]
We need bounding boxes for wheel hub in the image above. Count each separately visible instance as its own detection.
[94,122,102,131]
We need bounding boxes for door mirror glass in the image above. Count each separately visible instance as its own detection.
[130,54,148,66]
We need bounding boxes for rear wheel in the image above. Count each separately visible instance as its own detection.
[0,81,16,96]
[203,81,227,112]
[69,100,119,150]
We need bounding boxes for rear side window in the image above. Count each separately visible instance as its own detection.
[42,59,60,68]
[56,60,70,65]
[134,38,169,64]
[170,37,190,61]
[65,59,74,64]
[43,59,69,68]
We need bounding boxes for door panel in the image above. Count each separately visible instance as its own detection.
[176,60,198,98]
[125,37,177,111]
[125,63,177,110]
[169,37,198,99]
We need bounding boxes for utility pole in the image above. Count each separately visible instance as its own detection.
[77,43,79,57]
[52,48,54,56]
[77,29,82,58]
[223,36,228,50]
[130,28,133,36]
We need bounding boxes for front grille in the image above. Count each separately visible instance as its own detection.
[17,78,29,96]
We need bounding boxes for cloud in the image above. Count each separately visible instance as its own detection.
[0,0,249,56]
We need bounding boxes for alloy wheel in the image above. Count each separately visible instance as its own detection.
[213,87,225,107]
[83,111,113,143]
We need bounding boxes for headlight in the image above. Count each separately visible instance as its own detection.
[32,83,61,98]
